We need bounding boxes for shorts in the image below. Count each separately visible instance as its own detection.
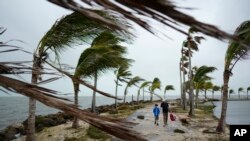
[155,116,159,120]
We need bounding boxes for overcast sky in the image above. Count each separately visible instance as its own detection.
[1,0,250,99]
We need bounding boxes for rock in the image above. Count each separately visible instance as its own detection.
[137,115,145,119]
[0,123,24,141]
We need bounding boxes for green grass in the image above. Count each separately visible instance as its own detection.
[86,125,111,141]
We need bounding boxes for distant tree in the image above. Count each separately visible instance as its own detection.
[149,78,161,102]
[164,85,175,99]
[114,66,132,108]
[203,82,213,99]
[212,85,221,99]
[229,89,235,99]
[124,76,144,103]
[238,87,244,99]
[247,87,250,100]
[137,81,151,103]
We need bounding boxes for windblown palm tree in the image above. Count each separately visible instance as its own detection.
[203,82,213,100]
[229,89,235,99]
[193,65,216,108]
[247,87,250,99]
[217,21,250,133]
[124,76,144,103]
[29,11,130,134]
[114,66,132,108]
[183,28,204,116]
[149,77,161,102]
[138,81,151,103]
[180,49,189,110]
[238,87,244,99]
[74,31,131,115]
[212,85,221,99]
[164,85,175,99]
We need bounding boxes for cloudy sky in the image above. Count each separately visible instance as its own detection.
[1,0,250,99]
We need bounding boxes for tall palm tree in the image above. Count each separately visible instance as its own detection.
[217,21,250,133]
[212,85,221,99]
[180,49,189,110]
[114,66,132,108]
[74,31,131,115]
[183,29,204,116]
[149,78,161,102]
[33,12,129,131]
[124,76,144,103]
[229,89,235,99]
[247,87,250,99]
[238,87,244,100]
[137,81,151,103]
[164,85,175,99]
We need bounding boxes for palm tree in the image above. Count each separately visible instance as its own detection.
[137,81,151,103]
[217,21,250,133]
[229,89,235,99]
[180,49,189,110]
[193,65,216,108]
[124,76,144,103]
[33,11,129,131]
[203,82,213,100]
[74,31,131,115]
[212,85,221,99]
[238,87,244,100]
[114,66,132,108]
[247,87,250,99]
[164,85,175,99]
[183,29,204,116]
[149,78,161,102]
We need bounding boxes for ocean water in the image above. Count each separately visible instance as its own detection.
[213,100,250,125]
[0,95,165,130]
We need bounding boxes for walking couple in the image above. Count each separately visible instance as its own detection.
[153,99,169,127]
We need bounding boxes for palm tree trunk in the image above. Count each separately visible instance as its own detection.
[143,88,145,102]
[137,90,140,104]
[26,56,39,141]
[150,92,153,102]
[188,39,195,116]
[182,71,187,110]
[115,77,118,109]
[212,91,214,99]
[204,90,207,99]
[92,72,97,113]
[72,81,80,128]
[238,92,240,99]
[179,62,184,108]
[195,88,199,108]
[216,70,230,133]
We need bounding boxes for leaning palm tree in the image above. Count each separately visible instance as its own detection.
[229,89,235,99]
[247,87,250,99]
[114,66,132,108]
[74,31,131,115]
[149,77,161,102]
[31,11,130,132]
[217,21,250,133]
[124,76,144,103]
[138,81,151,103]
[164,85,175,99]
[212,85,221,99]
[238,87,244,100]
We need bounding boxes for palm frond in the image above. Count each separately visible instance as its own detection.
[164,85,175,94]
[48,0,233,40]
[0,75,146,141]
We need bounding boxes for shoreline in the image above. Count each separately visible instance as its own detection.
[2,99,230,141]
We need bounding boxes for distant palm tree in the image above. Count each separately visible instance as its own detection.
[212,85,221,99]
[114,66,132,108]
[149,78,161,102]
[164,85,175,99]
[124,76,144,103]
[203,82,213,100]
[193,65,216,108]
[137,81,151,103]
[229,89,235,99]
[238,87,244,99]
[217,21,250,133]
[247,87,250,99]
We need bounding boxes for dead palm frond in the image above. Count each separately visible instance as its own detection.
[0,75,146,141]
[48,0,233,40]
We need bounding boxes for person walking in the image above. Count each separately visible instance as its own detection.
[153,104,160,126]
[161,99,169,127]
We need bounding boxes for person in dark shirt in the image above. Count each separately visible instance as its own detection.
[160,99,169,127]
